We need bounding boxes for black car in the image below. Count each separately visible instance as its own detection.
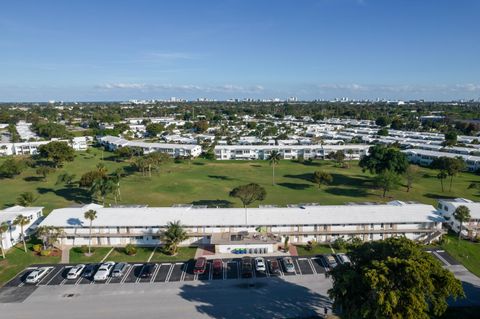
[241,257,253,278]
[140,263,155,278]
[83,264,98,278]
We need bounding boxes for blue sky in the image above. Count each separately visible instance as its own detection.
[0,0,479,101]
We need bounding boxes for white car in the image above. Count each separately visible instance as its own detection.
[93,261,115,281]
[254,257,266,272]
[25,267,52,284]
[336,253,351,265]
[67,264,86,280]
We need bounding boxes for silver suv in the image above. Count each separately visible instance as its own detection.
[111,262,130,278]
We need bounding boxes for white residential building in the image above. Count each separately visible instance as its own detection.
[0,137,90,156]
[402,149,480,171]
[39,201,443,250]
[436,198,480,239]
[214,144,369,160]
[0,206,44,250]
[98,136,202,158]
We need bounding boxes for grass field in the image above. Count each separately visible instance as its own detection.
[69,247,113,264]
[108,247,155,262]
[0,239,61,285]
[296,244,334,256]
[1,147,480,214]
[441,234,480,277]
[150,247,197,262]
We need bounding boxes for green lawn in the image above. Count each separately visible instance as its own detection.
[441,234,480,277]
[150,247,197,262]
[107,247,155,262]
[69,246,113,264]
[296,244,334,256]
[2,147,480,214]
[0,239,60,286]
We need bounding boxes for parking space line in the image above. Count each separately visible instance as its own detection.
[307,258,317,275]
[180,263,187,282]
[432,250,451,266]
[60,278,67,286]
[151,264,160,283]
[236,262,240,279]
[295,259,302,275]
[165,264,174,282]
[120,265,133,284]
[41,267,61,286]
[265,264,270,277]
[75,276,83,285]
[223,261,227,280]
[106,276,113,284]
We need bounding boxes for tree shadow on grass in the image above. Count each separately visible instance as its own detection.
[179,276,332,318]
[284,173,371,188]
[23,176,44,182]
[250,164,262,168]
[193,162,205,166]
[423,193,458,200]
[325,187,369,197]
[278,182,312,190]
[208,175,234,181]
[37,187,92,204]
[191,199,234,208]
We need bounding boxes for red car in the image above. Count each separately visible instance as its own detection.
[194,257,207,274]
[212,259,223,276]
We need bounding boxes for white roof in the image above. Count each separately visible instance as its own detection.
[214,144,369,151]
[0,206,43,223]
[402,149,480,162]
[99,136,199,150]
[40,203,442,228]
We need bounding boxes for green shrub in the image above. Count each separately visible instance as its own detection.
[40,249,51,256]
[332,237,347,251]
[33,244,43,253]
[80,245,93,254]
[125,244,137,255]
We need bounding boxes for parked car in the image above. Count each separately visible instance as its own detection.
[241,257,253,278]
[93,261,115,281]
[268,259,281,275]
[212,259,223,276]
[140,263,155,278]
[25,267,52,284]
[282,257,295,273]
[111,262,130,278]
[322,254,338,269]
[83,264,98,278]
[255,257,266,272]
[67,264,86,280]
[194,257,207,275]
[335,253,351,265]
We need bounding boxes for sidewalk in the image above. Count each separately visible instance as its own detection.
[60,246,71,264]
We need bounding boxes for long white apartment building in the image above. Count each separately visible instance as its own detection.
[214,144,369,160]
[98,135,202,158]
[402,149,480,171]
[39,201,443,252]
[0,206,44,250]
[436,198,480,239]
[0,137,90,156]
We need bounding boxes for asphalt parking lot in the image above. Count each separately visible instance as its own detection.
[0,256,329,303]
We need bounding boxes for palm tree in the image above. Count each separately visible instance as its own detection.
[13,215,30,252]
[161,221,187,255]
[36,226,64,250]
[90,178,115,205]
[17,192,35,206]
[453,205,471,240]
[84,209,97,255]
[0,222,9,259]
[267,150,281,185]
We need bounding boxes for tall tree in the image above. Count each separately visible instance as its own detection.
[0,222,9,258]
[431,157,466,191]
[267,150,281,185]
[437,170,447,192]
[404,164,419,192]
[229,183,267,222]
[374,170,400,198]
[36,226,64,250]
[84,209,97,254]
[444,131,458,146]
[312,170,333,188]
[328,237,464,319]
[327,150,346,167]
[161,221,187,255]
[90,178,115,205]
[359,144,409,175]
[38,141,75,168]
[17,192,35,206]
[13,215,30,252]
[453,205,471,240]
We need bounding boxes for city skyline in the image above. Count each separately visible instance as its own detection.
[1,0,479,102]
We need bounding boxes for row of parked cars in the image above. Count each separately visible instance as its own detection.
[321,253,351,270]
[193,256,296,278]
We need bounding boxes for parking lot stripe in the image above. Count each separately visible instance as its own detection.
[120,266,133,284]
[295,259,302,275]
[151,264,160,283]
[135,264,146,283]
[307,258,317,275]
[41,267,61,286]
[106,276,113,285]
[75,276,83,285]
[208,263,213,281]
[147,246,158,262]
[100,248,114,262]
[180,263,187,282]
[60,278,67,286]
[165,264,174,282]
[223,261,227,280]
[236,262,240,279]
[432,250,451,266]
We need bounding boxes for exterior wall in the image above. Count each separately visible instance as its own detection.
[0,209,43,250]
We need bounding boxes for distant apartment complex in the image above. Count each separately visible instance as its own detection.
[39,201,444,252]
[214,144,369,160]
[402,149,480,171]
[0,137,89,156]
[97,136,202,158]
